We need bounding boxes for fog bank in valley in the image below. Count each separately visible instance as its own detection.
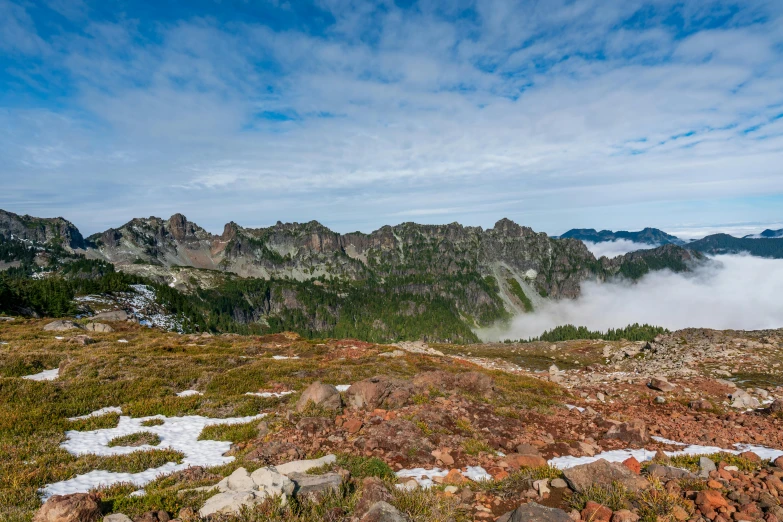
[582,240,659,259]
[480,255,783,341]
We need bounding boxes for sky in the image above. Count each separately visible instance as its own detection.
[1,0,782,236]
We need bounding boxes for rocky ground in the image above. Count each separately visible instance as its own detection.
[2,318,783,522]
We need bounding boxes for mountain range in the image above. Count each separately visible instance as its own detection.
[0,209,703,342]
[561,226,783,259]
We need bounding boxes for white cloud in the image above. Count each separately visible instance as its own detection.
[582,240,658,258]
[480,255,783,341]
[0,1,782,235]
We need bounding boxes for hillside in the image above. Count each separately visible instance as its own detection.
[559,227,684,246]
[686,233,783,259]
[0,209,703,342]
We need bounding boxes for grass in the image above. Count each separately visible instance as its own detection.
[141,418,165,427]
[0,319,563,521]
[107,431,161,447]
[475,466,563,499]
[506,278,534,313]
[653,453,765,473]
[461,437,494,456]
[198,420,262,443]
[567,482,631,512]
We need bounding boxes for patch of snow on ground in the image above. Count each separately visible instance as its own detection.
[68,407,122,421]
[335,385,351,392]
[75,284,187,333]
[565,404,586,413]
[396,466,491,488]
[40,413,266,500]
[244,391,294,398]
[272,355,299,360]
[548,437,783,469]
[117,339,128,343]
[23,368,60,381]
[176,390,203,397]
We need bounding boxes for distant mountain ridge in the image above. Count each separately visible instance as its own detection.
[0,209,705,342]
[559,227,685,246]
[686,234,783,259]
[743,229,783,239]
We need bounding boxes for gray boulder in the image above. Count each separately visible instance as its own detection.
[288,472,343,498]
[104,515,133,522]
[295,382,342,412]
[43,320,81,332]
[646,463,697,480]
[603,419,650,446]
[498,502,572,522]
[648,377,676,392]
[562,459,649,493]
[84,322,113,333]
[275,454,336,475]
[359,501,409,522]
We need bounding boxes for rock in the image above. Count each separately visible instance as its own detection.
[533,479,550,495]
[581,501,612,522]
[245,441,303,463]
[353,477,394,520]
[432,449,454,466]
[216,467,256,492]
[695,490,729,511]
[288,472,343,498]
[699,457,717,478]
[504,502,572,522]
[42,320,81,332]
[649,377,676,392]
[359,501,409,522]
[654,396,666,404]
[774,456,783,469]
[516,443,542,457]
[739,451,761,462]
[670,506,689,521]
[646,464,697,480]
[70,335,95,345]
[562,459,649,493]
[295,382,342,412]
[274,455,336,475]
[730,389,761,409]
[506,454,548,469]
[33,493,101,522]
[550,478,568,489]
[622,456,641,475]
[85,322,113,333]
[199,490,262,517]
[347,376,412,410]
[134,511,170,522]
[611,510,640,522]
[378,350,406,358]
[689,399,714,410]
[104,516,133,522]
[455,371,495,395]
[92,310,129,321]
[769,399,783,413]
[604,419,650,445]
[249,467,294,496]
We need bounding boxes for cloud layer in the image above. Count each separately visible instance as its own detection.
[1,1,782,234]
[481,255,783,340]
[582,240,658,258]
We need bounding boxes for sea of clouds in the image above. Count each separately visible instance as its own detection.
[480,254,783,341]
[582,240,659,258]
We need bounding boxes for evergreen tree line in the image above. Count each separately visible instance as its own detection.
[506,323,669,343]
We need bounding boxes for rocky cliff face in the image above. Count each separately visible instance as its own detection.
[81,214,610,300]
[0,209,85,251]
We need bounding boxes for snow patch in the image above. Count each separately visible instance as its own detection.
[548,437,783,469]
[176,390,203,397]
[40,413,266,499]
[395,466,491,488]
[335,385,351,392]
[272,355,299,360]
[23,368,59,381]
[244,391,294,398]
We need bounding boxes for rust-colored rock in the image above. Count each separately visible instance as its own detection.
[33,493,101,522]
[695,489,729,511]
[622,456,641,475]
[581,501,612,522]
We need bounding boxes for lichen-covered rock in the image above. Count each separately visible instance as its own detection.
[33,493,101,522]
[295,382,342,412]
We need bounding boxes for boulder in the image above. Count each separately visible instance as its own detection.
[295,382,342,412]
[581,501,612,522]
[695,490,729,511]
[648,377,676,392]
[604,419,650,445]
[730,389,761,409]
[216,467,256,492]
[92,310,129,322]
[70,335,95,346]
[359,501,409,522]
[199,491,263,517]
[611,510,640,522]
[699,457,717,478]
[33,493,101,522]
[353,477,395,520]
[202,466,295,517]
[347,376,412,410]
[501,502,572,522]
[104,515,133,522]
[646,464,696,480]
[42,320,81,332]
[562,459,649,493]
[506,454,548,469]
[288,472,343,498]
[689,399,714,410]
[85,322,113,333]
[249,467,295,496]
[769,399,783,413]
[275,455,336,475]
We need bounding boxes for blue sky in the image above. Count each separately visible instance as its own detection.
[1,0,782,236]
